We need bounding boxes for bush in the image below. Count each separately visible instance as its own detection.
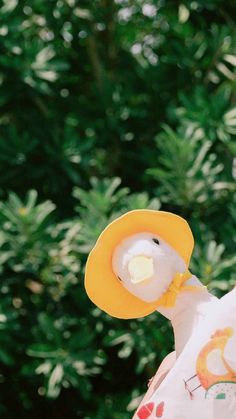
[0,1,235,417]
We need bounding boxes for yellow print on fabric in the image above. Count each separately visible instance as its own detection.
[184,327,236,399]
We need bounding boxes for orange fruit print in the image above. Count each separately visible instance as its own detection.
[156,401,165,417]
[137,402,154,418]
[137,401,165,418]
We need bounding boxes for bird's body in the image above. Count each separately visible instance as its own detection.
[134,287,236,418]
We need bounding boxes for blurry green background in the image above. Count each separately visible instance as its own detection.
[0,0,236,417]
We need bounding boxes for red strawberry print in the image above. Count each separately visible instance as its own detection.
[156,401,164,417]
[137,402,154,419]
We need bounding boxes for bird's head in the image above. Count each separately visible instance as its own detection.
[112,232,187,303]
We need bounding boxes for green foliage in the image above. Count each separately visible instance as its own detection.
[147,124,235,212]
[0,0,235,417]
[0,181,168,418]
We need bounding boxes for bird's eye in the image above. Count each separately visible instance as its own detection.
[118,276,123,282]
[152,238,160,245]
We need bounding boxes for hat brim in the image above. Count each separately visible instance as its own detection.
[85,210,194,319]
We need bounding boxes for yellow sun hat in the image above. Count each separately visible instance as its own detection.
[84,209,194,319]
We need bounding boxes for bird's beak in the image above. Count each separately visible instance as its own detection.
[128,255,154,284]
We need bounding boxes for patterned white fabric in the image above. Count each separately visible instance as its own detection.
[134,286,236,419]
